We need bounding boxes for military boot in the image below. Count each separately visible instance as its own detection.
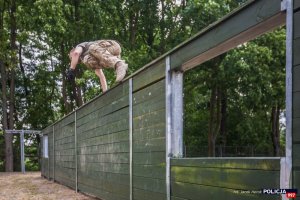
[115,62,128,82]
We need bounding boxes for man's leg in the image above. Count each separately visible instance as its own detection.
[89,41,128,82]
[95,68,107,92]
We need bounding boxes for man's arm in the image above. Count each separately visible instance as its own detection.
[70,46,83,70]
[95,68,107,92]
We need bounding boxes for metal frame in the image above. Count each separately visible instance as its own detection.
[165,56,172,200]
[129,78,133,200]
[171,71,184,157]
[280,0,293,197]
[5,129,41,173]
[75,111,78,192]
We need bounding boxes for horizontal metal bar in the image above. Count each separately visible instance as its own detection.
[5,130,41,134]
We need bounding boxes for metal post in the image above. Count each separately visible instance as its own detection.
[281,0,293,198]
[20,130,25,173]
[129,78,133,200]
[53,125,55,181]
[171,71,183,158]
[165,56,171,200]
[75,111,78,192]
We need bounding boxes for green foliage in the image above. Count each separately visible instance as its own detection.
[184,27,286,156]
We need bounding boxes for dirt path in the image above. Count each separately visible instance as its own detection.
[0,172,97,200]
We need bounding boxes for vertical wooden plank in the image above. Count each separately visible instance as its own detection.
[293,118,300,142]
[294,0,300,10]
[294,38,300,66]
[294,65,300,92]
[294,11,300,39]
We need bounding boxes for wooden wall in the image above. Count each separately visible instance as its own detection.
[293,0,300,197]
[132,59,166,200]
[41,126,52,178]
[54,113,76,189]
[40,0,289,199]
[171,158,281,200]
[41,58,166,200]
[76,81,130,200]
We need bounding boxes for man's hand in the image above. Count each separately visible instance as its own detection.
[66,68,75,81]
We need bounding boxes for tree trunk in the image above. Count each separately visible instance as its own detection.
[208,87,216,156]
[271,105,281,156]
[19,43,30,100]
[128,0,139,48]
[220,90,227,156]
[60,42,72,114]
[1,61,13,172]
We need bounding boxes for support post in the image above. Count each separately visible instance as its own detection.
[53,125,55,181]
[280,0,293,198]
[165,56,171,200]
[171,71,183,157]
[20,130,25,173]
[75,111,78,192]
[129,78,133,200]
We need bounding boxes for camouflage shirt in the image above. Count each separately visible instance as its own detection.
[76,41,96,60]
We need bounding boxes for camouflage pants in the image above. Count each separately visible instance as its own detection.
[82,40,124,70]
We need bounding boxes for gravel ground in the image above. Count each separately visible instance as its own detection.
[0,172,98,200]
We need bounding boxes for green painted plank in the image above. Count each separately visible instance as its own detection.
[293,118,300,142]
[293,144,300,167]
[133,188,166,200]
[295,0,300,10]
[133,109,165,130]
[133,59,165,92]
[77,102,128,129]
[171,181,278,200]
[78,141,129,155]
[59,113,75,127]
[294,170,300,191]
[133,176,166,194]
[78,153,129,164]
[77,130,129,147]
[133,152,165,165]
[76,81,129,119]
[170,0,282,69]
[133,137,166,153]
[77,118,128,139]
[133,97,165,118]
[293,92,300,118]
[295,11,300,39]
[78,183,129,200]
[133,79,165,106]
[78,171,129,186]
[78,162,129,174]
[133,123,165,141]
[55,142,74,150]
[294,65,300,92]
[133,164,165,179]
[171,166,279,190]
[171,197,188,200]
[78,175,129,198]
[42,125,53,135]
[294,38,300,66]
[77,107,129,137]
[171,158,281,170]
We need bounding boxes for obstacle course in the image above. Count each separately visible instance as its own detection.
[41,0,299,199]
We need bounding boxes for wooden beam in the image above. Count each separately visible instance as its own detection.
[182,13,285,71]
[170,0,285,71]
